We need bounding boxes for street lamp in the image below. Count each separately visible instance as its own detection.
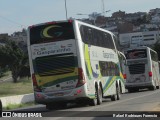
[64,0,68,20]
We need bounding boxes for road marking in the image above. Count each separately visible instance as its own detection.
[45,90,160,119]
[85,90,160,111]
[62,90,160,112]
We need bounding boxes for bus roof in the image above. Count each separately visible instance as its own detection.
[124,46,157,53]
[28,19,72,29]
[28,19,114,36]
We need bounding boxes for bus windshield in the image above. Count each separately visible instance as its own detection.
[30,22,75,45]
[124,49,147,59]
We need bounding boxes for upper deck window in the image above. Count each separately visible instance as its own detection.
[30,22,75,45]
[125,49,147,59]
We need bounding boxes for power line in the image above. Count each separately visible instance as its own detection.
[0,15,26,28]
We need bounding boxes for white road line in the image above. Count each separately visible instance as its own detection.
[50,90,160,120]
[60,90,159,111]
[83,90,160,111]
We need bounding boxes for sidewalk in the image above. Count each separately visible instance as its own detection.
[0,93,34,107]
[152,104,160,111]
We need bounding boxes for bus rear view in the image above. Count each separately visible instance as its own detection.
[28,20,85,109]
[124,47,160,92]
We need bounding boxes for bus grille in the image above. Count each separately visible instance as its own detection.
[128,64,145,74]
[35,54,77,76]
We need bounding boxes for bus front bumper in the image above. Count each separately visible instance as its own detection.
[34,87,88,104]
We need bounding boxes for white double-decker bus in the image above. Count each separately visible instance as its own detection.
[124,46,160,92]
[27,19,125,110]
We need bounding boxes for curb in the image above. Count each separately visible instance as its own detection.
[0,93,34,107]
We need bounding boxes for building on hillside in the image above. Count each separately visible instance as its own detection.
[0,33,9,46]
[112,10,125,18]
[95,16,107,27]
[117,22,134,33]
[133,24,159,32]
[149,8,160,16]
[10,29,27,44]
[151,14,160,24]
[119,31,160,49]
[10,29,27,52]
[125,12,146,22]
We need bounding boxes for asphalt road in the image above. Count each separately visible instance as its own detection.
[10,89,160,120]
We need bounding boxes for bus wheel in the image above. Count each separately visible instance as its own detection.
[117,85,121,100]
[156,86,159,89]
[149,86,156,91]
[89,89,98,106]
[46,103,54,110]
[111,94,117,101]
[128,89,134,93]
[97,87,103,105]
[111,88,117,101]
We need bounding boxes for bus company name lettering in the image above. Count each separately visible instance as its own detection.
[103,52,114,59]
[36,48,71,55]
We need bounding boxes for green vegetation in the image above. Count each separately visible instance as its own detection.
[3,102,36,110]
[0,77,33,97]
[0,41,29,83]
[0,71,11,81]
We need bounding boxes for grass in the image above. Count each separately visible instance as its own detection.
[0,71,11,81]
[3,102,36,110]
[0,77,33,97]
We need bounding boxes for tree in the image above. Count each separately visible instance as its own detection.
[0,41,28,83]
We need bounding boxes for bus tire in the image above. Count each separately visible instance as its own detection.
[89,88,98,106]
[128,89,134,93]
[111,88,117,101]
[149,86,156,91]
[97,86,103,105]
[46,103,54,110]
[111,94,117,101]
[117,85,121,100]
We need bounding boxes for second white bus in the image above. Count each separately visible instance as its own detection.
[124,46,160,92]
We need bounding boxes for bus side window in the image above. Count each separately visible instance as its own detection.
[92,29,98,46]
[96,30,103,47]
[80,25,84,41]
[87,28,92,45]
[104,33,115,50]
[104,33,109,48]
[79,25,92,45]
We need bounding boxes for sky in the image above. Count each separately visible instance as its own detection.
[0,0,160,34]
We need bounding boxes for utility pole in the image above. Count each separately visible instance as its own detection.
[64,0,68,20]
[101,0,105,16]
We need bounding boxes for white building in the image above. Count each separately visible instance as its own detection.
[119,31,160,48]
[151,14,160,24]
